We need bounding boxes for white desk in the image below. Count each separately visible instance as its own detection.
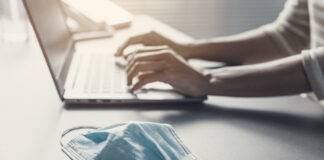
[1,15,324,160]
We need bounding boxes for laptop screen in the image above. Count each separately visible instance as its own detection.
[23,0,74,97]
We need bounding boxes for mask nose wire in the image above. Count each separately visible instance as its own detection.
[60,126,100,147]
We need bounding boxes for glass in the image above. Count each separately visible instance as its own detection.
[0,0,29,43]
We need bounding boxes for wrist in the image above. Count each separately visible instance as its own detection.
[198,72,214,96]
[201,68,233,96]
[173,42,197,60]
[178,38,222,60]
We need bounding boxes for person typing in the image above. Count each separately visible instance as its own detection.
[116,0,324,105]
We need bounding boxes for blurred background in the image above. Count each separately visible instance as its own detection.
[0,0,29,42]
[0,0,286,42]
[111,0,286,38]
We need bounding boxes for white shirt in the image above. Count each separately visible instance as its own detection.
[262,0,324,104]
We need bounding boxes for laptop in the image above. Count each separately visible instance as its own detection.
[23,0,206,104]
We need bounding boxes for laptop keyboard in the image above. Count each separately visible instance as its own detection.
[83,52,128,94]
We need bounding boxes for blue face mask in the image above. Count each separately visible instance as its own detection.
[61,122,197,160]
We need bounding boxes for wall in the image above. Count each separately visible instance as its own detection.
[112,0,286,39]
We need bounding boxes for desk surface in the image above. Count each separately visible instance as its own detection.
[1,15,324,160]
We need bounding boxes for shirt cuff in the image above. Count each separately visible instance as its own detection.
[302,50,324,102]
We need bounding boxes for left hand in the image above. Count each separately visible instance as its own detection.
[126,46,210,97]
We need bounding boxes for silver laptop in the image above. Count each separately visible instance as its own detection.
[23,0,206,104]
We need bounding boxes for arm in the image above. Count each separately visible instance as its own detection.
[125,46,311,97]
[198,0,311,96]
[205,54,311,97]
[117,0,309,66]
[115,29,289,65]
[185,0,310,65]
[184,30,289,65]
[119,0,313,97]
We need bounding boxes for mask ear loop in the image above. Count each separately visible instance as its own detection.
[60,126,100,147]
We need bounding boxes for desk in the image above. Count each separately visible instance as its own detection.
[0,15,324,160]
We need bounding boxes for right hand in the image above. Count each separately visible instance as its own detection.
[125,46,210,97]
[115,31,189,59]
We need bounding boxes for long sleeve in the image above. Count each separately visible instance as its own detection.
[262,0,310,55]
[260,0,324,102]
[302,48,324,102]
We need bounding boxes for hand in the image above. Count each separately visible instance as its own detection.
[126,46,210,97]
[115,31,190,59]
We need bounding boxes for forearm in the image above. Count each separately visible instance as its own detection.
[184,29,289,65]
[205,54,311,97]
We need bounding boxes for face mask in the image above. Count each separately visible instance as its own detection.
[61,122,197,160]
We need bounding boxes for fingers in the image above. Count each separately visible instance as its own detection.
[127,50,171,72]
[124,45,169,60]
[115,34,146,57]
[125,47,175,92]
[127,61,166,85]
[115,31,157,57]
[131,72,165,92]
